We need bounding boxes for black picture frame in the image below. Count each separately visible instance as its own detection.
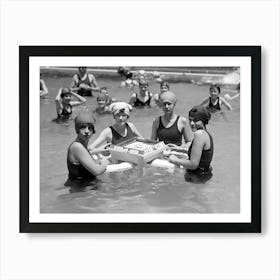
[20,46,261,233]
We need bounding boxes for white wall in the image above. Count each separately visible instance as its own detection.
[0,0,279,279]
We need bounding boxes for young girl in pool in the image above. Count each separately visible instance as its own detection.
[55,87,86,118]
[151,81,170,107]
[200,84,232,112]
[168,105,213,183]
[129,80,153,108]
[151,91,192,146]
[89,102,142,149]
[66,112,109,182]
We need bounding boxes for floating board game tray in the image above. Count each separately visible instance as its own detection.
[109,137,166,165]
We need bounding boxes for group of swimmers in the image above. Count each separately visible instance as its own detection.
[41,67,238,185]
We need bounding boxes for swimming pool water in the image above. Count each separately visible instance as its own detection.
[40,77,240,213]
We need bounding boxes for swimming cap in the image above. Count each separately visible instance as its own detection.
[159,91,177,104]
[109,102,132,116]
[189,105,211,125]
[60,87,71,98]
[74,112,95,133]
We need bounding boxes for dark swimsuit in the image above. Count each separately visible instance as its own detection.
[110,123,137,145]
[185,131,214,183]
[157,116,183,146]
[208,97,221,112]
[66,142,96,180]
[133,92,152,107]
[75,73,92,96]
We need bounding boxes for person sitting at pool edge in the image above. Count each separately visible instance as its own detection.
[89,102,143,151]
[71,66,100,96]
[151,91,192,147]
[200,84,232,112]
[65,112,109,182]
[129,79,153,108]
[169,105,213,183]
[55,87,86,118]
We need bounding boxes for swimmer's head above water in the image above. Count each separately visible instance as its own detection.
[74,111,96,134]
[109,102,132,118]
[188,105,211,129]
[209,84,221,97]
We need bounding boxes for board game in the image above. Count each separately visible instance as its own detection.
[109,137,166,165]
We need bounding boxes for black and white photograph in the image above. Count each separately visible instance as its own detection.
[20,46,260,232]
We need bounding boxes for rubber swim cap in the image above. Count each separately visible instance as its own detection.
[74,112,95,133]
[189,105,211,125]
[160,91,177,104]
[61,87,71,98]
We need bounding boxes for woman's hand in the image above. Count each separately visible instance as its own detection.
[169,154,179,164]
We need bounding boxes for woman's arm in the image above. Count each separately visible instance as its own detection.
[71,143,109,176]
[88,74,100,91]
[220,97,232,110]
[89,128,112,150]
[40,80,48,96]
[180,116,193,143]
[150,117,159,141]
[127,122,143,138]
[55,88,63,115]
[69,91,86,106]
[169,131,205,169]
[128,93,137,106]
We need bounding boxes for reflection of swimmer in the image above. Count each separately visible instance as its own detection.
[151,81,170,107]
[55,87,86,119]
[224,93,240,100]
[40,78,48,97]
[65,112,109,187]
[200,85,232,112]
[169,106,213,183]
[71,67,100,96]
[151,91,192,146]
[129,80,153,108]
[89,102,142,150]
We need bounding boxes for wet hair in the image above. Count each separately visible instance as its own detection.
[189,105,211,125]
[60,87,71,98]
[209,84,221,94]
[78,66,87,70]
[160,81,169,89]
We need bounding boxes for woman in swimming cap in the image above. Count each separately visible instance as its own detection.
[151,81,170,107]
[200,84,232,112]
[89,102,142,150]
[55,87,86,118]
[169,105,213,183]
[129,80,153,108]
[151,91,192,146]
[66,112,109,182]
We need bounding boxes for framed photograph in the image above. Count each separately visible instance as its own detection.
[20,46,261,233]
